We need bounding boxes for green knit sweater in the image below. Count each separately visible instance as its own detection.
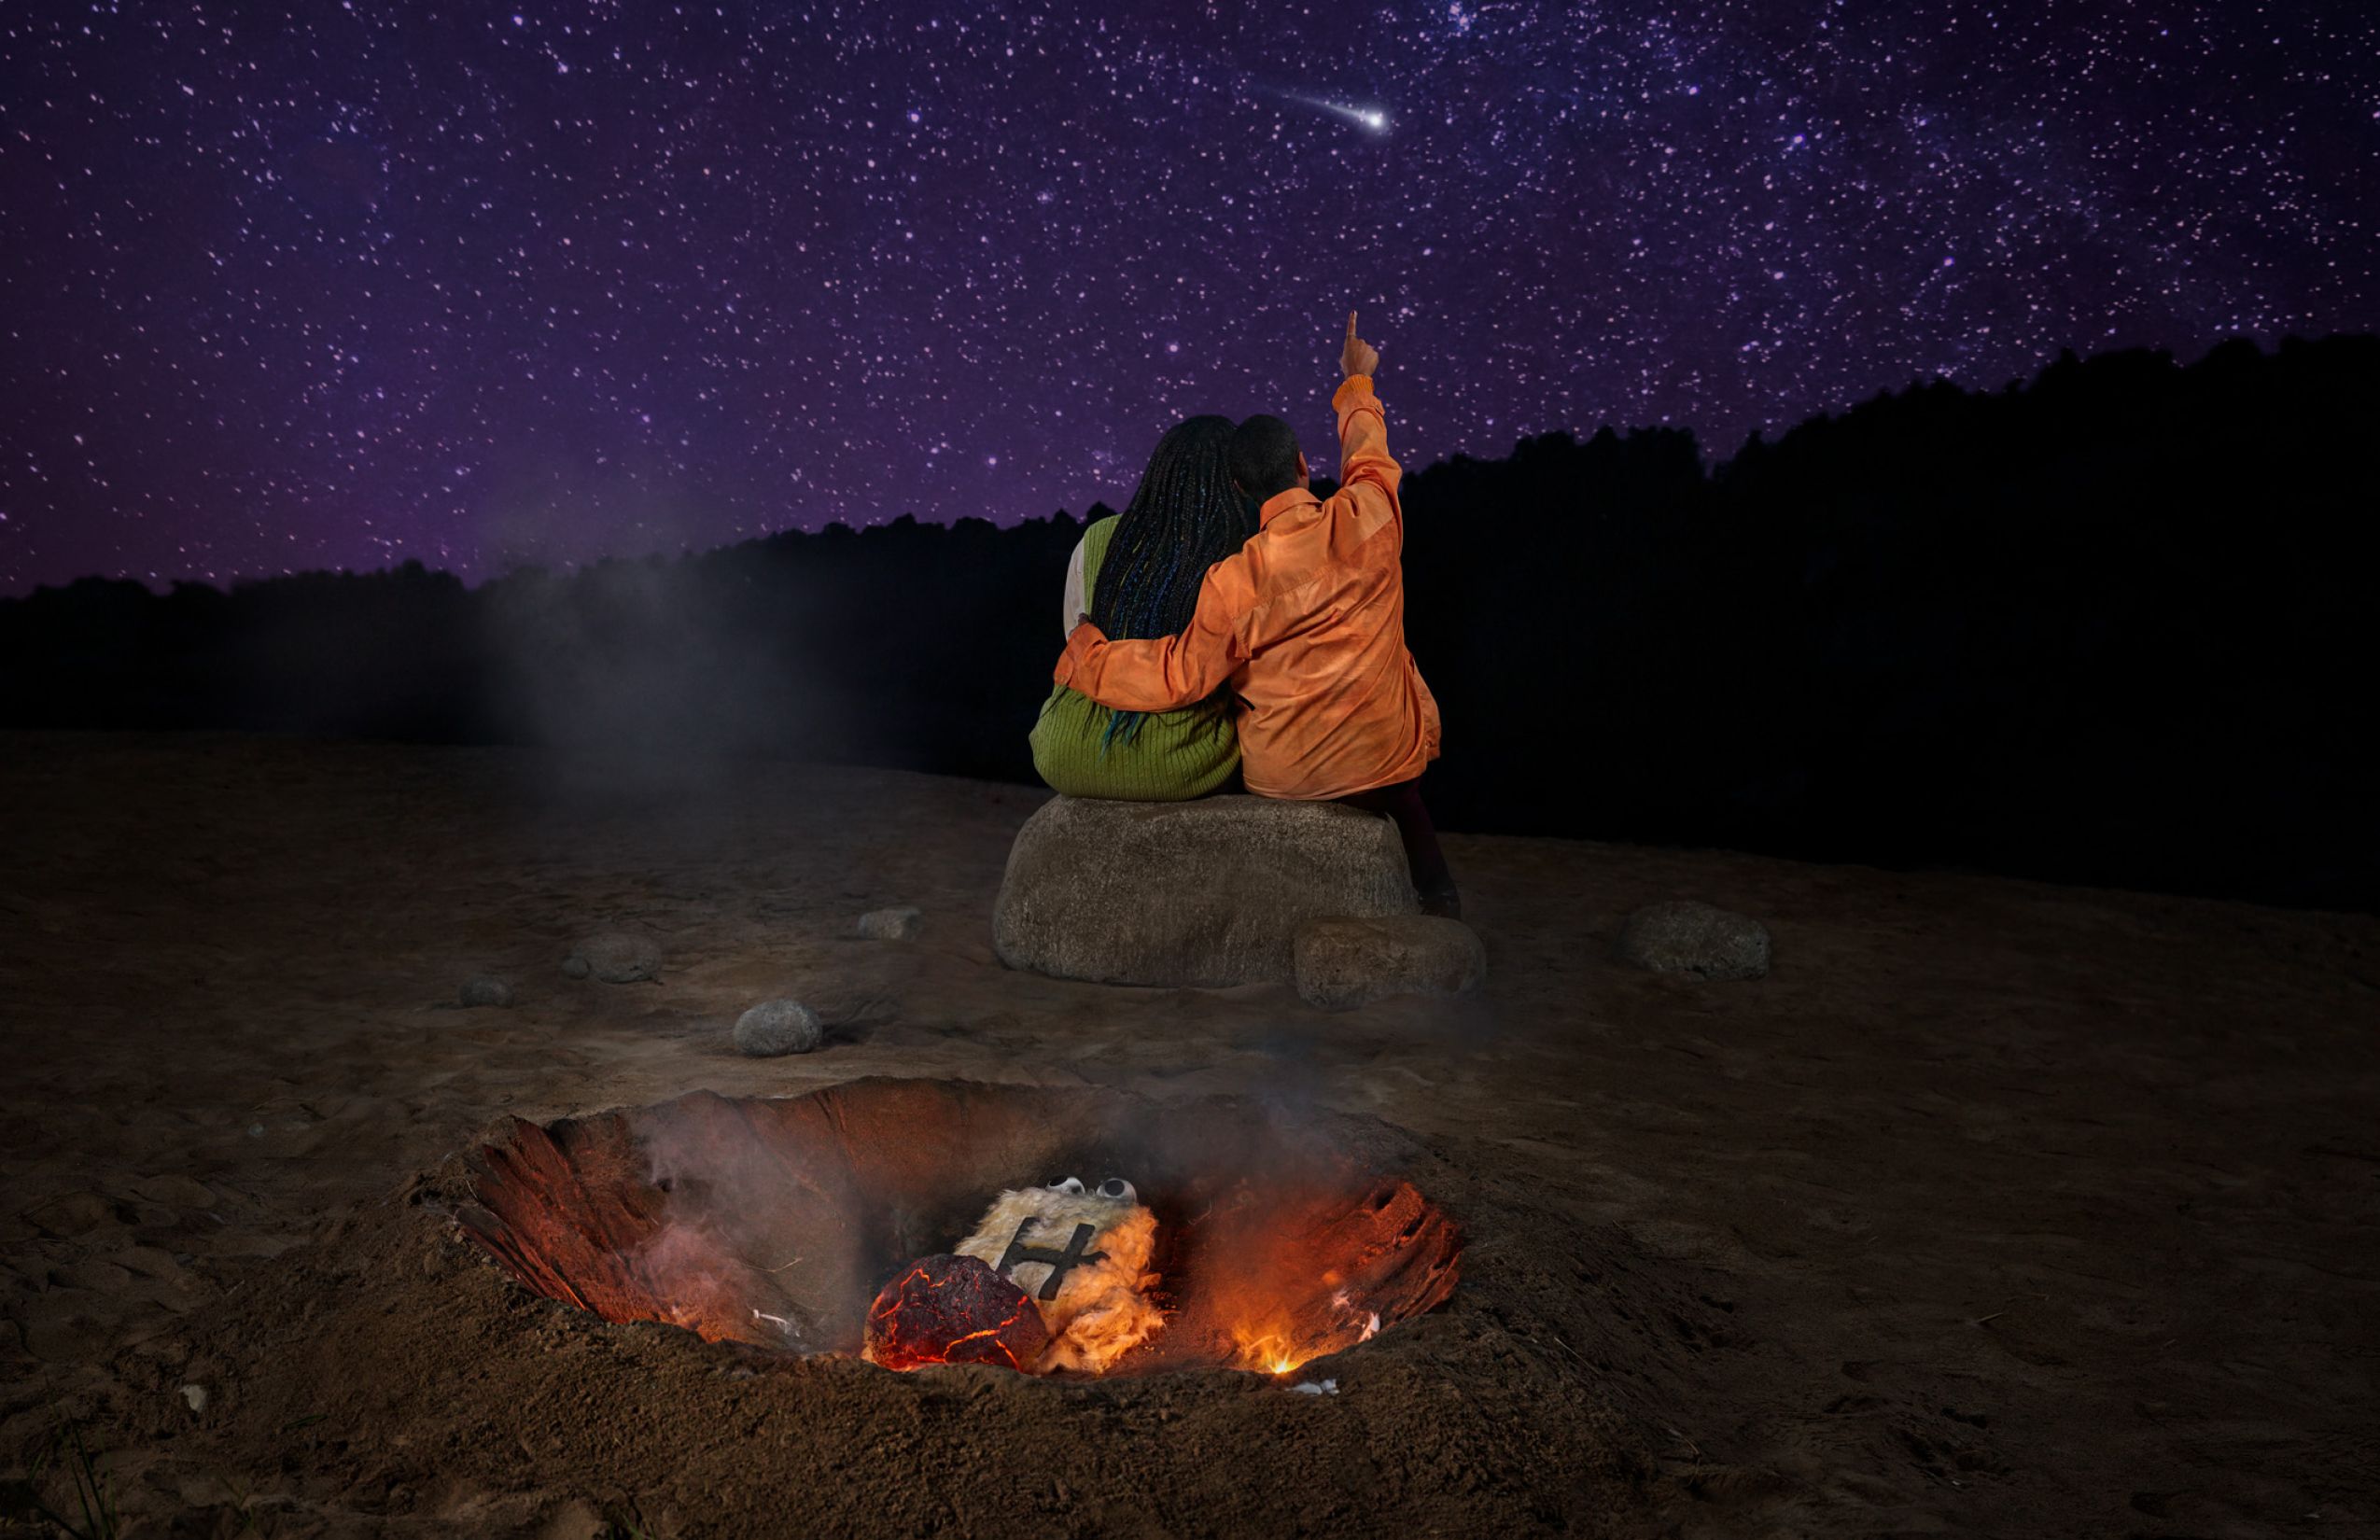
[1029,516,1240,800]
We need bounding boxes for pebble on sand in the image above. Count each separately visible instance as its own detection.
[734,999,823,1057]
[180,1384,208,1414]
[857,906,923,941]
[459,975,514,1008]
[1614,900,1771,981]
[565,931,663,984]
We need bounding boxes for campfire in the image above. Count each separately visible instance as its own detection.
[457,1079,1461,1377]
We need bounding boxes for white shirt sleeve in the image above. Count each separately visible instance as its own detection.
[1061,528,1089,638]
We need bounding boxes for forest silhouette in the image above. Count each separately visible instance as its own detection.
[6,333,2373,911]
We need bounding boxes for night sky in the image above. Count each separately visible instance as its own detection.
[1,3,2372,594]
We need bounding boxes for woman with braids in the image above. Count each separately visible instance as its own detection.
[1055,312,1460,917]
[1029,414,1253,799]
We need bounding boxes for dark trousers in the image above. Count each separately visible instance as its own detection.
[1338,777,1459,916]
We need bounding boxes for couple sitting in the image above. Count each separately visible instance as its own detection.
[1030,312,1459,918]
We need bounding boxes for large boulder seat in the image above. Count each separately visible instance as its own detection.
[993,795,1420,987]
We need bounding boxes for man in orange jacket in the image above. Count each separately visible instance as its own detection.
[1053,310,1459,917]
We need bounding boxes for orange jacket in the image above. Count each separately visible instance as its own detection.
[1052,373,1441,800]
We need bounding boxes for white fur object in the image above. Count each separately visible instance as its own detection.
[956,1183,1162,1373]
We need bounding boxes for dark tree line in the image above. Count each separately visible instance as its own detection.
[5,333,2374,911]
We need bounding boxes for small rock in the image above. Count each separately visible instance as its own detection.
[857,906,923,941]
[566,931,662,984]
[1294,915,1487,1008]
[458,975,514,1009]
[23,1191,120,1238]
[179,1383,208,1414]
[559,954,591,980]
[1614,901,1771,981]
[733,999,823,1057]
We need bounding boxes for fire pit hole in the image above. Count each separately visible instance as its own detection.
[457,1079,1462,1377]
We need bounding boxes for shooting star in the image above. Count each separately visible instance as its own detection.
[1271,91,1392,133]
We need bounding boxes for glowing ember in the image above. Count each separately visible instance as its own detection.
[1230,1302,1383,1376]
[1205,1178,1450,1377]
[1230,1321,1314,1377]
[862,1253,1049,1373]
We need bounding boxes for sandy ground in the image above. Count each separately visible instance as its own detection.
[2,731,2374,1538]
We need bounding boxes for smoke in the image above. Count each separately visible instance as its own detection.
[476,553,831,814]
[626,1097,876,1353]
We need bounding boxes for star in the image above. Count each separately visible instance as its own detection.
[0,0,2359,591]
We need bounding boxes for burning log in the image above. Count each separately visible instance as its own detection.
[862,1253,1049,1373]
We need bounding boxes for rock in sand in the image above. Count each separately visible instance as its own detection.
[458,975,514,1008]
[994,794,1419,987]
[863,1253,1048,1373]
[1614,901,1771,981]
[857,906,922,941]
[565,931,663,984]
[24,1191,120,1238]
[734,999,823,1057]
[1294,915,1488,1008]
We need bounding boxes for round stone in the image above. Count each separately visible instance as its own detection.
[1614,901,1771,981]
[559,955,591,980]
[856,906,923,941]
[567,931,662,984]
[459,975,514,1009]
[733,999,823,1057]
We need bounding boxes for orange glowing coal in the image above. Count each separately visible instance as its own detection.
[457,1079,1462,1376]
[862,1253,1048,1372]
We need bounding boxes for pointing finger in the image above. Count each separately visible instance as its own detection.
[1347,310,1358,342]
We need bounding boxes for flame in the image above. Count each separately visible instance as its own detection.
[1230,1321,1305,1377]
[1231,1289,1393,1377]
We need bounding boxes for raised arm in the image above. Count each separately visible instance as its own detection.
[1330,310,1402,539]
[1053,552,1256,711]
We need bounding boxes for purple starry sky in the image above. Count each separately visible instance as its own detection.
[1,1,2373,593]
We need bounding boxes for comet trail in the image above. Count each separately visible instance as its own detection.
[1272,91,1392,133]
